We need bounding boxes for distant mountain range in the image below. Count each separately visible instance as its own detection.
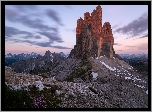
[118,54,148,60]
[5,52,40,58]
[5,51,70,74]
[5,52,41,66]
[5,52,147,66]
[118,54,148,72]
[5,52,69,66]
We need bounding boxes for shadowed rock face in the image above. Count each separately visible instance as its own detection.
[69,5,115,59]
[9,51,66,74]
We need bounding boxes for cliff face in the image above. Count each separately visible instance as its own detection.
[69,5,115,59]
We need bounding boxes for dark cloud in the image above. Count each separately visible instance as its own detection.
[10,39,22,43]
[11,40,70,49]
[29,12,44,17]
[139,34,148,38]
[5,9,19,20]
[114,43,121,46]
[22,40,36,44]
[35,42,52,47]
[5,26,64,47]
[38,31,64,43]
[46,9,64,26]
[6,37,70,49]
[34,42,71,49]
[5,26,40,45]
[32,41,71,49]
[6,38,36,44]
[112,25,118,29]
[13,5,38,11]
[125,46,136,47]
[50,45,72,49]
[5,8,69,50]
[114,12,148,38]
[138,43,148,50]
[5,26,33,38]
[5,9,58,32]
[16,16,55,32]
[118,50,122,51]
[35,35,41,39]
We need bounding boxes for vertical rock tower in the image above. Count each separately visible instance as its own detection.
[69,5,115,59]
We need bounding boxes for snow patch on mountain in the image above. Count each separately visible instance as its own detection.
[91,72,98,78]
[34,81,44,91]
[51,59,53,62]
[50,54,53,58]
[89,56,148,95]
[125,77,131,80]
[146,90,148,94]
[59,52,68,58]
[100,61,116,71]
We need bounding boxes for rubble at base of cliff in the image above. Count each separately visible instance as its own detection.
[5,64,148,108]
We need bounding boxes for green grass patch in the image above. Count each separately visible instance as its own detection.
[37,69,50,73]
[5,84,33,108]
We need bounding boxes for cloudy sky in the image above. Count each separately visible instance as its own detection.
[5,5,148,55]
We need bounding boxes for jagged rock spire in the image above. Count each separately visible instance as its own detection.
[69,5,115,59]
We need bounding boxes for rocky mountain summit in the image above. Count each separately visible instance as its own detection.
[5,52,41,66]
[69,5,115,59]
[8,50,67,74]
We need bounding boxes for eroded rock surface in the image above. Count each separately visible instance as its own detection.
[69,5,115,59]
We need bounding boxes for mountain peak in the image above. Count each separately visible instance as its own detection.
[69,5,115,59]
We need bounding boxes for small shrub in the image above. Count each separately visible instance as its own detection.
[37,69,50,73]
[5,84,62,108]
[5,84,33,108]
[94,105,99,108]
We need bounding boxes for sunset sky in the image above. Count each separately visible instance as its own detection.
[5,5,148,55]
